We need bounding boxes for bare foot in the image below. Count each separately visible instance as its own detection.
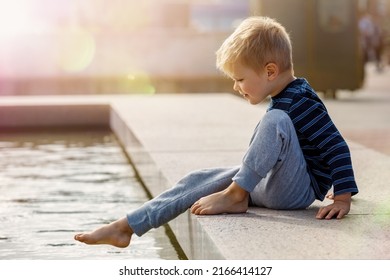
[191,182,249,215]
[74,217,133,248]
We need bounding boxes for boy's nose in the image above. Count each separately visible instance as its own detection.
[233,81,239,92]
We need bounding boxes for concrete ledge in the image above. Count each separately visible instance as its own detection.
[0,97,110,128]
[110,94,390,259]
[1,94,389,259]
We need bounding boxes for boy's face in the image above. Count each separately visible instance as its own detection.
[229,62,274,105]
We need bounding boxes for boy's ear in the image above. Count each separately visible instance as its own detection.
[265,63,279,80]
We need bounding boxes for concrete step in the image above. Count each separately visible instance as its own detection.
[111,93,390,259]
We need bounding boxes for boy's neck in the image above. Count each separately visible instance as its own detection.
[269,70,296,97]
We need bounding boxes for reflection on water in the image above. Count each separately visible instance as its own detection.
[0,129,179,260]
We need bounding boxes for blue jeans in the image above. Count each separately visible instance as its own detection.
[127,110,315,236]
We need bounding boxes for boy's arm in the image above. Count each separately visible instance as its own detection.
[316,192,351,219]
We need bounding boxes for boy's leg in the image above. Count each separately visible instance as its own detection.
[127,166,240,236]
[193,109,315,214]
[246,109,315,209]
[75,167,239,246]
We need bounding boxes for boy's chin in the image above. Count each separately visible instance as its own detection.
[248,99,263,105]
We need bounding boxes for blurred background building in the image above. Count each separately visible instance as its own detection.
[0,0,389,96]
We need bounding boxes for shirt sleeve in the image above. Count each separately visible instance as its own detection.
[289,97,359,196]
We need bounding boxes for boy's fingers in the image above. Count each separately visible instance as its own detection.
[316,205,349,220]
[316,207,328,219]
[336,209,348,219]
[325,208,338,220]
[316,206,337,219]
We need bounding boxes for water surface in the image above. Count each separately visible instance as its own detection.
[0,129,180,260]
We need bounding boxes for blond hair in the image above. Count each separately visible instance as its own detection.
[216,16,293,75]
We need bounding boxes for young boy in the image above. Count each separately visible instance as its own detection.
[74,16,358,248]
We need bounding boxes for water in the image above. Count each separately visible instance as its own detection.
[0,129,181,260]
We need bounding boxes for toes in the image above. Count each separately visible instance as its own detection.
[192,207,200,215]
[74,233,87,242]
[190,202,200,214]
[191,205,203,215]
[195,207,209,215]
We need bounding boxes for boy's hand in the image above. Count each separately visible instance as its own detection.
[316,192,351,220]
